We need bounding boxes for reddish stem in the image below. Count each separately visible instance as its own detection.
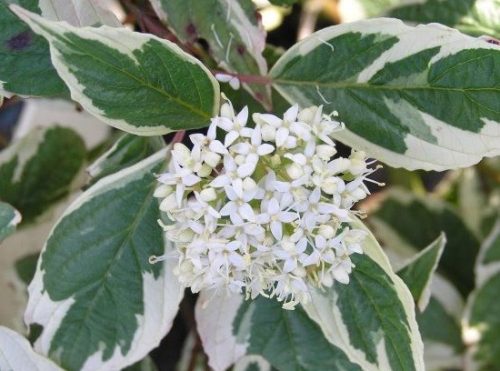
[171,130,186,145]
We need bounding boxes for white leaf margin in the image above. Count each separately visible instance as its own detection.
[195,291,248,371]
[0,326,62,371]
[398,233,446,311]
[23,149,184,371]
[11,5,220,136]
[303,217,425,371]
[38,0,121,27]
[270,18,500,171]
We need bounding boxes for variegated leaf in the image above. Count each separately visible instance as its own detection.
[339,0,500,38]
[370,188,480,295]
[416,275,465,371]
[0,126,86,222]
[0,0,119,97]
[149,0,271,108]
[195,291,360,371]
[464,219,500,369]
[24,149,183,371]
[303,218,424,371]
[38,0,120,27]
[0,326,62,371]
[0,202,21,242]
[270,18,500,171]
[12,6,220,135]
[397,233,446,311]
[87,134,165,185]
[389,0,500,39]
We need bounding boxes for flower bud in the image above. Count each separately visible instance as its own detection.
[318,224,335,239]
[200,188,217,202]
[261,125,276,142]
[204,151,221,168]
[287,163,303,179]
[154,184,173,198]
[316,144,336,160]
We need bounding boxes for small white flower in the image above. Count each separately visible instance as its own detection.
[154,99,377,309]
[257,197,298,240]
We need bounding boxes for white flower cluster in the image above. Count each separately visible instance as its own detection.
[152,99,378,309]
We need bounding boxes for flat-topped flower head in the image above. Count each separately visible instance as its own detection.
[153,98,378,309]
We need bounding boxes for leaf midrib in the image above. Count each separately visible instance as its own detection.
[48,27,212,122]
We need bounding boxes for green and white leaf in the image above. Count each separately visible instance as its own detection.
[149,0,270,107]
[12,6,220,135]
[270,18,500,171]
[0,126,86,222]
[196,291,360,371]
[303,218,424,371]
[397,233,446,311]
[24,149,183,371]
[370,188,480,295]
[463,219,500,370]
[0,0,119,97]
[0,202,21,242]
[390,0,500,38]
[38,0,120,27]
[0,326,62,371]
[416,273,465,371]
[339,0,500,38]
[87,134,165,185]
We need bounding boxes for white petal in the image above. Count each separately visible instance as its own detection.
[216,117,234,131]
[275,127,289,147]
[256,113,282,127]
[224,185,238,201]
[333,266,350,284]
[268,198,280,215]
[225,130,239,146]
[270,220,283,240]
[183,173,201,186]
[236,106,249,125]
[210,175,230,188]
[284,104,299,122]
[257,144,275,156]
[209,140,228,154]
[220,201,237,216]
[283,258,297,273]
[237,162,256,178]
[252,125,262,146]
[273,181,290,192]
[239,203,256,221]
[279,211,297,223]
[309,187,321,203]
[232,142,251,155]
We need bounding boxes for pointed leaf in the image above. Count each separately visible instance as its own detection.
[389,0,500,39]
[371,188,480,295]
[87,134,165,185]
[0,326,62,371]
[0,126,86,222]
[24,149,183,370]
[12,6,220,135]
[149,0,270,107]
[0,0,119,97]
[0,202,21,242]
[397,233,446,311]
[196,291,360,371]
[270,19,500,170]
[422,279,466,370]
[464,219,500,370]
[303,218,424,371]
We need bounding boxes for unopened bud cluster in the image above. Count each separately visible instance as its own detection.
[153,99,377,309]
